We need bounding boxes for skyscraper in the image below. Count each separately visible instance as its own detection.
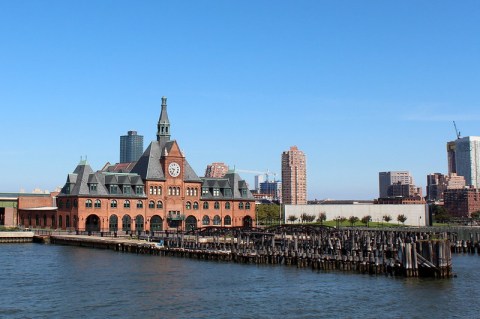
[281,146,307,205]
[120,130,144,163]
[378,171,414,198]
[454,136,480,188]
[447,141,457,175]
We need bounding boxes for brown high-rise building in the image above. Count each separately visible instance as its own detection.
[204,162,229,178]
[281,146,307,205]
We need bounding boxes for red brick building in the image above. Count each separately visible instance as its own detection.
[1,192,57,228]
[443,187,480,218]
[54,97,255,232]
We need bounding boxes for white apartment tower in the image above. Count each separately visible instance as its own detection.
[454,136,480,188]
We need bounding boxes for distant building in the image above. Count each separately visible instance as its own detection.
[454,136,480,188]
[426,173,466,202]
[254,174,266,192]
[120,131,144,163]
[387,182,423,198]
[204,162,229,178]
[281,146,307,205]
[259,181,282,202]
[1,192,58,228]
[378,171,414,198]
[447,141,457,175]
[444,187,480,218]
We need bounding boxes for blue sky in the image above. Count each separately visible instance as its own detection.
[1,1,479,199]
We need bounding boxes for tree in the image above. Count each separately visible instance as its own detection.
[287,215,298,224]
[348,216,359,227]
[432,205,451,223]
[361,215,372,227]
[256,204,281,225]
[317,212,327,225]
[397,214,407,225]
[383,214,392,224]
[471,211,480,220]
[300,213,315,223]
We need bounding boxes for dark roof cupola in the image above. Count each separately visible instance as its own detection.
[157,96,171,144]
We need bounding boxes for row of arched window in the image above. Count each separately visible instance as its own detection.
[57,199,78,209]
[149,186,163,195]
[168,187,181,196]
[202,215,231,226]
[76,199,252,211]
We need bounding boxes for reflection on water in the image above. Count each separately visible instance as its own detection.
[0,244,478,319]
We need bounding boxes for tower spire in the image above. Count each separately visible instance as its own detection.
[157,96,171,143]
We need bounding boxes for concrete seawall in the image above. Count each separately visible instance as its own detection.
[0,231,34,243]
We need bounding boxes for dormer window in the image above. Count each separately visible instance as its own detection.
[136,186,144,195]
[202,187,209,195]
[213,188,220,197]
[109,185,118,194]
[123,185,131,194]
[90,184,97,192]
[224,189,232,197]
[241,189,247,197]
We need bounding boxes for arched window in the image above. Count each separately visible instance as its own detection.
[224,215,232,226]
[149,186,153,195]
[149,201,155,209]
[124,200,130,208]
[239,202,244,209]
[168,187,172,196]
[43,214,47,226]
[85,199,92,208]
[214,201,220,209]
[176,187,180,196]
[74,199,78,208]
[154,186,157,195]
[186,201,192,210]
[94,199,101,208]
[202,215,210,225]
[111,200,117,208]
[66,200,71,208]
[213,215,221,226]
[58,200,63,209]
[137,200,143,208]
[157,201,163,209]
[66,215,70,228]
[158,186,162,195]
[245,202,251,210]
[194,188,198,196]
[58,215,63,228]
[225,202,231,209]
[186,188,190,196]
[203,202,209,209]
[193,202,199,210]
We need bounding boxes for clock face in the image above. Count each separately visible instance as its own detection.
[168,162,181,177]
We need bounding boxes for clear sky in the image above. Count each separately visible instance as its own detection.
[1,1,479,199]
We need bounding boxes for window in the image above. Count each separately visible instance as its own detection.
[239,202,244,209]
[136,186,143,195]
[193,202,199,210]
[213,188,220,197]
[149,201,155,209]
[202,187,209,195]
[85,199,92,208]
[157,201,163,209]
[66,200,71,208]
[158,187,162,195]
[186,188,190,196]
[242,189,247,197]
[74,199,78,208]
[109,185,118,194]
[154,186,157,195]
[168,187,172,196]
[186,201,191,210]
[194,188,198,196]
[137,200,143,209]
[214,201,220,209]
[123,186,131,194]
[203,202,209,209]
[213,215,221,226]
[149,186,153,195]
[94,199,101,208]
[90,184,97,192]
[224,215,232,226]
[111,200,117,208]
[124,200,130,208]
[176,187,180,196]
[58,200,63,209]
[224,189,232,197]
[245,202,251,210]
[225,202,231,210]
[202,215,210,226]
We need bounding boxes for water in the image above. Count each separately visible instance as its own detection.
[0,243,477,319]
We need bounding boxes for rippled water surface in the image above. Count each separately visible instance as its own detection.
[0,243,478,318]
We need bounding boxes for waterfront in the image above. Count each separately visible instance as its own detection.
[0,244,478,319]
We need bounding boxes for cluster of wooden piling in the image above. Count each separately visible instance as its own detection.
[49,226,453,278]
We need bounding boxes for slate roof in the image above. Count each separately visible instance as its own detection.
[129,140,202,182]
[200,172,254,201]
[58,161,145,198]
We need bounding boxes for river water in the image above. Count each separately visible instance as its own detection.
[0,243,477,319]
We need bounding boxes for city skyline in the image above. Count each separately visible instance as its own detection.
[1,2,479,199]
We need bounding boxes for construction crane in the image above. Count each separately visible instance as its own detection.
[453,121,461,139]
[235,169,278,182]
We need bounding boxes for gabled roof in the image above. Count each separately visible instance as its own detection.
[69,162,94,196]
[200,172,254,200]
[130,141,166,181]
